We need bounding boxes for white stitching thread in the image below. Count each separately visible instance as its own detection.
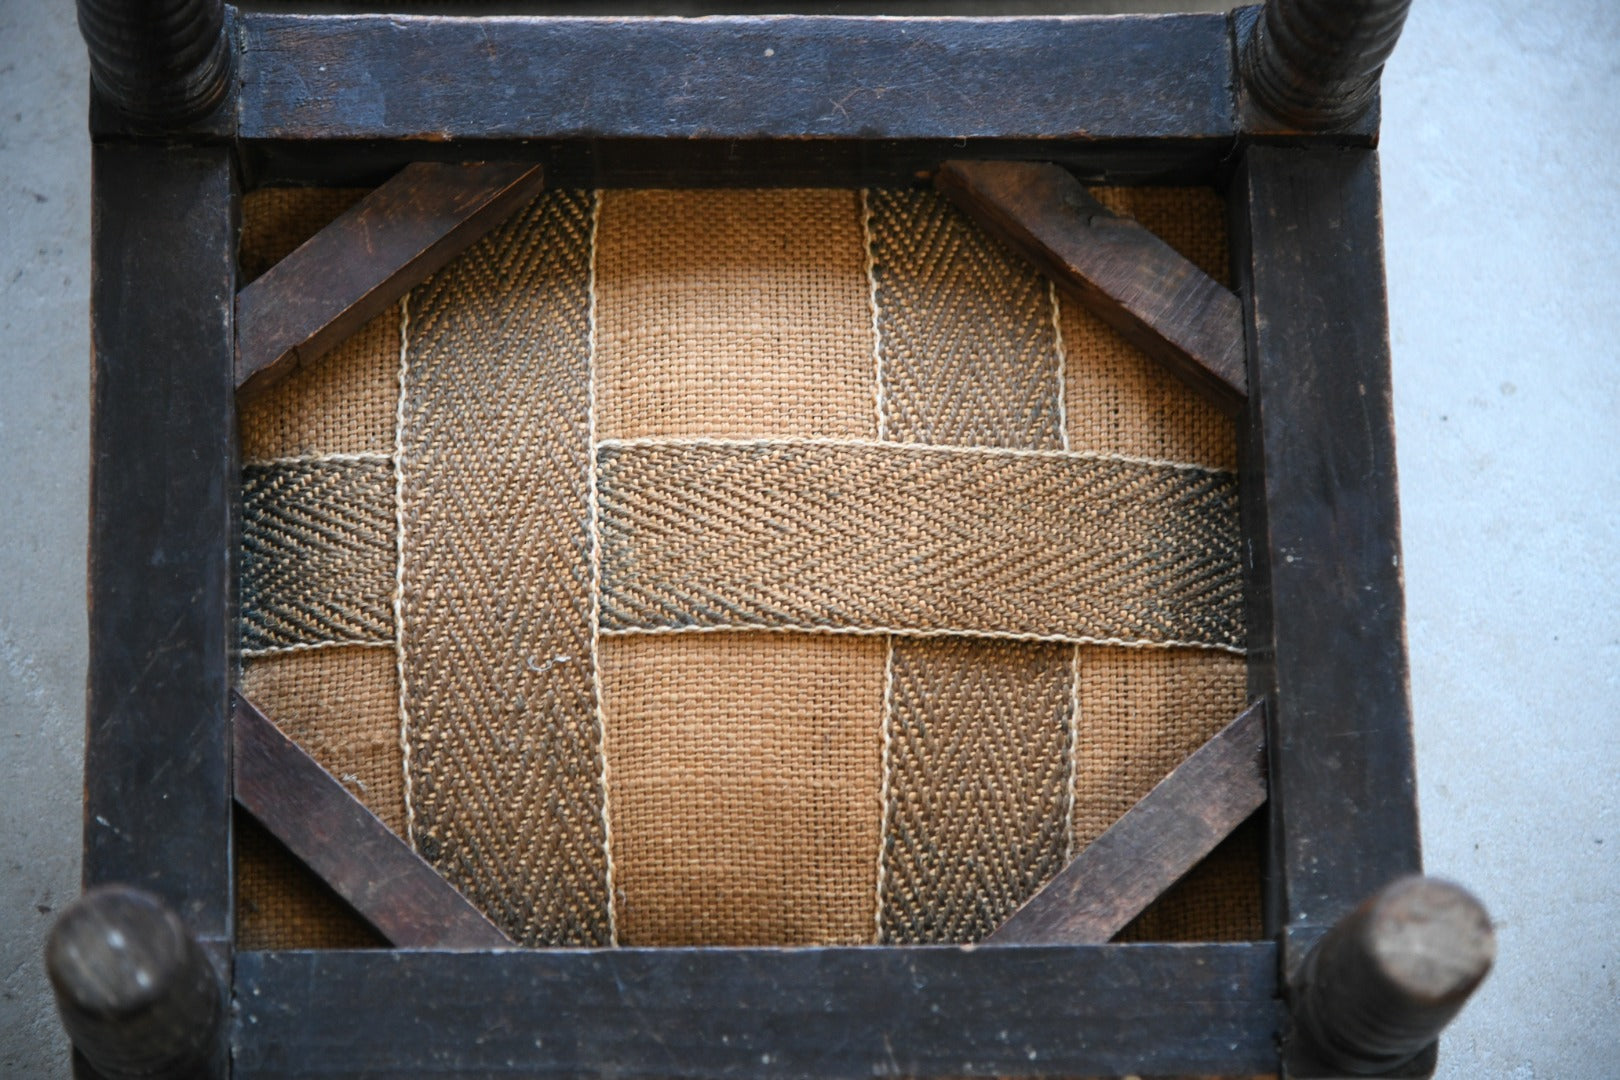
[242,638,394,660]
[393,295,417,849]
[873,636,896,943]
[586,189,621,947]
[1065,643,1082,861]
[243,450,393,468]
[861,188,888,442]
[594,433,1236,479]
[599,622,1245,656]
[1050,280,1071,453]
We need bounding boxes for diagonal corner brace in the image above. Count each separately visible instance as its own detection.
[232,691,512,949]
[986,702,1267,945]
[936,159,1247,416]
[235,161,545,398]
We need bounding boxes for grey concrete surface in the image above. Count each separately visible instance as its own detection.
[0,2,89,1076]
[1382,2,1620,1075]
[0,1,1614,1076]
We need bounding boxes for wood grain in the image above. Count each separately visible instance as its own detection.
[234,161,544,398]
[239,14,1232,143]
[1241,0,1411,130]
[85,146,236,1007]
[235,13,1238,188]
[936,159,1246,414]
[1231,145,1423,1011]
[76,0,232,129]
[233,944,1281,1078]
[987,703,1266,945]
[232,692,512,949]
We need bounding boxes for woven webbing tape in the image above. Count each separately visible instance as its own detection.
[598,438,1242,648]
[241,458,395,654]
[235,184,1260,948]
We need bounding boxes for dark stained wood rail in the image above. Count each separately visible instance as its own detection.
[1231,146,1424,993]
[85,145,237,992]
[234,944,1282,1079]
[987,703,1266,945]
[235,162,545,398]
[937,159,1246,414]
[76,0,233,127]
[232,693,512,949]
[234,12,1239,187]
[1241,0,1414,129]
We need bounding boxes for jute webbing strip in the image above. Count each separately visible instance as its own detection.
[599,632,885,946]
[400,189,612,947]
[241,458,395,654]
[596,438,1244,649]
[595,189,875,441]
[879,639,1073,943]
[866,189,1065,449]
[865,187,1078,943]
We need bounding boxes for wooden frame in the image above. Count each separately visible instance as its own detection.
[52,3,1497,1078]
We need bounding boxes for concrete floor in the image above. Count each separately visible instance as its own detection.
[2,1,1616,1075]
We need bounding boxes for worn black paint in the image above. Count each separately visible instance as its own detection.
[240,14,1232,143]
[1231,145,1422,1009]
[86,144,237,952]
[234,944,1281,1078]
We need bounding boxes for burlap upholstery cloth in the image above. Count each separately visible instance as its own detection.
[236,183,1259,949]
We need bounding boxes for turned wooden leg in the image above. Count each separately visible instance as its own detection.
[45,885,223,1080]
[1241,0,1414,128]
[1292,876,1495,1075]
[75,0,233,127]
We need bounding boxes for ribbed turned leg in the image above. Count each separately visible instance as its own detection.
[1292,875,1494,1075]
[1241,0,1413,128]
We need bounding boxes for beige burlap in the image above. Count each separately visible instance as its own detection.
[235,182,1259,949]
[1117,813,1264,943]
[1064,186,1239,471]
[597,438,1243,649]
[400,189,612,947]
[235,811,385,951]
[239,187,400,461]
[599,632,885,945]
[236,645,404,949]
[595,189,875,440]
[240,458,394,653]
[1072,645,1249,850]
[241,646,406,832]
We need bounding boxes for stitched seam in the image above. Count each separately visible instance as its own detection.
[1065,643,1082,861]
[600,622,1245,655]
[242,450,393,468]
[861,188,888,442]
[243,638,394,660]
[1050,280,1071,452]
[873,636,896,943]
[595,434,1235,479]
[393,295,417,849]
[586,189,620,947]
